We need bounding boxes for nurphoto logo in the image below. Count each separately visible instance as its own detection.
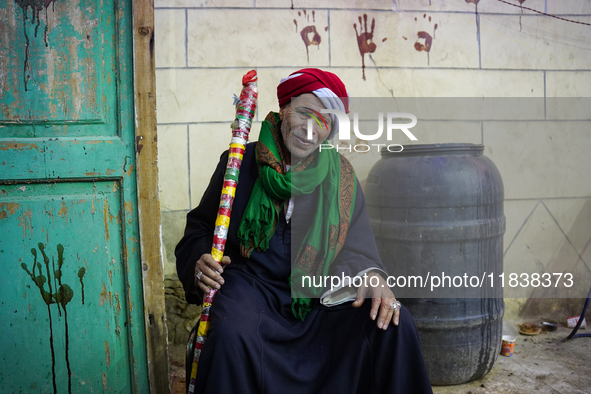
[311,110,418,153]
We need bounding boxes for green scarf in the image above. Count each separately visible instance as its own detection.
[237,112,357,320]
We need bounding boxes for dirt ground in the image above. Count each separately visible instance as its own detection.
[170,321,591,394]
[433,322,591,394]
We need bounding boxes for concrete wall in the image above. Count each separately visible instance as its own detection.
[154,0,591,363]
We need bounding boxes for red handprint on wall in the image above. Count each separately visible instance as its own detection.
[294,10,323,63]
[353,14,377,81]
[413,14,438,66]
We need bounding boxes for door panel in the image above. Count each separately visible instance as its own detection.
[0,138,127,180]
[0,0,148,392]
[2,181,132,392]
[0,0,108,126]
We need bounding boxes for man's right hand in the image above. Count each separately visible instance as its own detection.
[195,253,231,293]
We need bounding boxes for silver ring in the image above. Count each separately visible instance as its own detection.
[196,272,203,282]
[390,301,401,312]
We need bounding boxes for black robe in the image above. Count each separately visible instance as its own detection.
[176,143,432,394]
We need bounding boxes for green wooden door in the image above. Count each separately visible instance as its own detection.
[0,0,149,392]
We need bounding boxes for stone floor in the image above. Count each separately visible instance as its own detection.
[432,321,591,394]
[170,321,591,394]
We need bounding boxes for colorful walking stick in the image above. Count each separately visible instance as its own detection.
[187,70,258,394]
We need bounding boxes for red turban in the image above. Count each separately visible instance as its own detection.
[277,68,349,113]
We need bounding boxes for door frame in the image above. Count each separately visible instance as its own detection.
[131,1,170,392]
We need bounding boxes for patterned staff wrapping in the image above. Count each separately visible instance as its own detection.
[188,70,258,394]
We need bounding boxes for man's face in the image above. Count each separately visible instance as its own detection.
[279,93,332,163]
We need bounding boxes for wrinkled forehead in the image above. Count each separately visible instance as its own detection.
[290,93,326,111]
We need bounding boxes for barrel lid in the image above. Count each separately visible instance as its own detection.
[381,143,484,157]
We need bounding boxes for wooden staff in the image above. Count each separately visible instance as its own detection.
[187,70,258,394]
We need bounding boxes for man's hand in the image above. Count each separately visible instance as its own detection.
[195,253,231,293]
[351,271,400,330]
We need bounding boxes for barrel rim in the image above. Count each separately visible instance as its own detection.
[382,143,484,157]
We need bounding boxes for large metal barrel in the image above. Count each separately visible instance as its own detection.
[365,143,505,385]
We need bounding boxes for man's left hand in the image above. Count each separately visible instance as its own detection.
[352,271,400,330]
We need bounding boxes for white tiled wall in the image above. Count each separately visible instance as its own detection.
[155,1,591,319]
[329,11,480,69]
[395,0,546,13]
[187,9,330,67]
[484,121,591,199]
[480,15,591,70]
[158,125,190,211]
[154,9,187,68]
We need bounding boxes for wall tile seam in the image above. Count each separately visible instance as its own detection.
[477,10,481,70]
[160,122,231,128]
[255,67,260,122]
[154,7,411,11]
[485,120,591,123]
[155,7,591,17]
[160,120,591,126]
[506,197,591,201]
[186,124,191,210]
[480,121,483,145]
[543,70,546,120]
[159,198,591,207]
[327,9,331,67]
[467,13,591,17]
[156,67,261,70]
[155,66,569,72]
[159,122,262,125]
[185,9,189,68]
[160,201,591,213]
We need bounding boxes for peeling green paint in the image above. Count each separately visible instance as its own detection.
[1,0,106,131]
[21,242,81,394]
[0,0,148,391]
[14,0,57,90]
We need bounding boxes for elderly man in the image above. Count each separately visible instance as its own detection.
[176,68,432,394]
